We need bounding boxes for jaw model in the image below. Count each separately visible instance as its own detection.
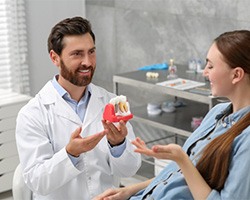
[103,95,133,122]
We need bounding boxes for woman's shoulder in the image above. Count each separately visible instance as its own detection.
[205,102,231,118]
[211,102,231,110]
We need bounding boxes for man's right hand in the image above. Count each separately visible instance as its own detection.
[66,127,107,157]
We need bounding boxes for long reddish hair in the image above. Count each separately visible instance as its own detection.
[196,112,250,190]
[196,30,250,190]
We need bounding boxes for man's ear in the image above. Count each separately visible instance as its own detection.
[232,67,244,84]
[49,50,60,67]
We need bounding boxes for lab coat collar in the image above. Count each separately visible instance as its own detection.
[38,81,82,124]
[38,81,105,127]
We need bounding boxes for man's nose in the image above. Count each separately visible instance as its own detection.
[81,55,91,66]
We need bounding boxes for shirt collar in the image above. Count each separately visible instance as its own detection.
[52,75,67,97]
[51,75,92,100]
[215,103,233,121]
[216,103,250,125]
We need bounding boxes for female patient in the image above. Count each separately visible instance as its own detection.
[95,30,250,199]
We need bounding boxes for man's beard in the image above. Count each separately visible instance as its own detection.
[60,60,95,87]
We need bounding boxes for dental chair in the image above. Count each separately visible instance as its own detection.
[12,164,32,200]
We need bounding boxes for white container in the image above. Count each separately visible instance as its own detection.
[147,102,162,116]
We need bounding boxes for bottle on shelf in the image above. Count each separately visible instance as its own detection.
[188,58,197,72]
[196,59,203,73]
[187,58,203,73]
[167,58,178,79]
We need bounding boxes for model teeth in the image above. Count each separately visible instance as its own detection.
[109,95,129,113]
[119,102,128,112]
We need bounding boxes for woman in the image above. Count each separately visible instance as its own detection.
[94,30,250,199]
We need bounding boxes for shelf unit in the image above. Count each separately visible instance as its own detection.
[0,89,31,193]
[113,68,220,138]
[114,67,222,180]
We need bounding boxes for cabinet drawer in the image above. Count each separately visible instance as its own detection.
[0,155,19,174]
[0,141,17,159]
[0,102,26,119]
[0,129,15,144]
[0,171,14,193]
[0,117,17,132]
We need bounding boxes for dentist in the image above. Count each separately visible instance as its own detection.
[15,16,141,200]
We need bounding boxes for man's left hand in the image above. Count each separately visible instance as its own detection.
[102,120,127,146]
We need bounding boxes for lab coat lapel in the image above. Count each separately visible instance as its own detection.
[82,84,104,129]
[39,81,82,125]
[54,96,82,124]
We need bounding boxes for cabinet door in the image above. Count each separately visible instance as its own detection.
[0,141,17,159]
[0,103,26,119]
[0,171,14,193]
[0,130,15,144]
[0,155,19,174]
[0,117,17,132]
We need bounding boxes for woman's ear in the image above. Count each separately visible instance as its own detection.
[49,50,60,67]
[232,67,244,84]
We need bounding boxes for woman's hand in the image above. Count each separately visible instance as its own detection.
[93,187,132,200]
[131,137,186,163]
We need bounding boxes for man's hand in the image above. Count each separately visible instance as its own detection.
[102,120,127,146]
[66,127,107,157]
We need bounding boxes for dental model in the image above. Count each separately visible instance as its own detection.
[103,95,133,122]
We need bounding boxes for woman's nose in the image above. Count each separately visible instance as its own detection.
[202,66,208,77]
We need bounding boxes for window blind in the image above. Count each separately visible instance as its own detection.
[0,0,30,95]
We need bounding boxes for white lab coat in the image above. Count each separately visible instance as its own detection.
[15,81,141,200]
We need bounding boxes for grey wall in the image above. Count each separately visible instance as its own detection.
[25,0,85,96]
[24,0,250,145]
[86,0,250,93]
[85,0,250,145]
[26,0,250,97]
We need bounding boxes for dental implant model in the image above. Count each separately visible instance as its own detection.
[103,95,133,122]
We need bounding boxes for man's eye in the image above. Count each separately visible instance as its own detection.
[90,49,96,54]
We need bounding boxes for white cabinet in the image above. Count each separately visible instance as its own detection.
[0,89,31,193]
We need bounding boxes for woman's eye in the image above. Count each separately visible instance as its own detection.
[205,64,213,69]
